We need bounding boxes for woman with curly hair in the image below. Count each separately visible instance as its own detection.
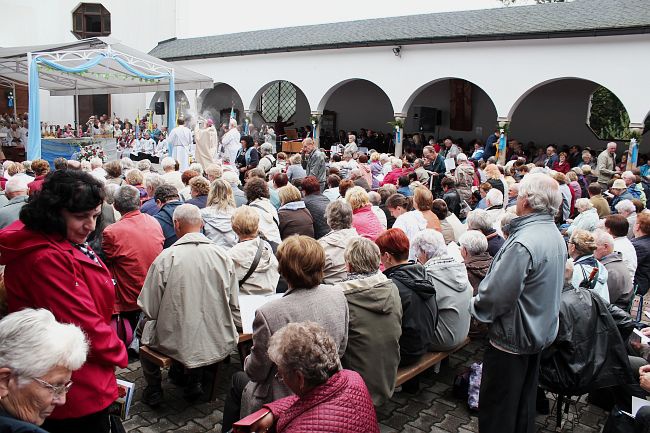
[0,170,128,433]
[242,322,379,433]
[221,236,348,431]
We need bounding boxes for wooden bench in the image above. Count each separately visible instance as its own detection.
[395,337,470,387]
[139,332,253,401]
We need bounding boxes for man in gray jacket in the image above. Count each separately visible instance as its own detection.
[471,173,566,433]
[0,177,29,229]
[303,138,327,191]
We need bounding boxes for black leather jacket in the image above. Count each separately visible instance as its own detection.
[539,284,635,395]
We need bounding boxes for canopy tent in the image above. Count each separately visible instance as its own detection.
[0,37,214,160]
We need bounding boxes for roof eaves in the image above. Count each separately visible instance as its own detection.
[157,25,650,61]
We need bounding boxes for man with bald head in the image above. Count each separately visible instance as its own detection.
[597,142,618,188]
[303,137,326,191]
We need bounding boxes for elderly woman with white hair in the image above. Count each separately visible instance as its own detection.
[257,142,276,173]
[411,229,472,351]
[458,230,493,295]
[467,209,505,257]
[614,199,637,239]
[563,198,599,238]
[339,238,402,406]
[0,309,89,432]
[484,188,505,235]
[568,229,609,302]
[318,200,361,284]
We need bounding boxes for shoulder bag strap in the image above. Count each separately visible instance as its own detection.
[238,238,265,287]
[250,202,279,226]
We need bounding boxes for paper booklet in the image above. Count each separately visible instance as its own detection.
[239,294,284,334]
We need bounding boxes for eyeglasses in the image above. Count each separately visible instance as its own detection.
[274,372,284,384]
[32,378,73,397]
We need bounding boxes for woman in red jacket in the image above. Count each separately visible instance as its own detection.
[0,170,128,433]
[552,152,571,174]
[240,322,379,433]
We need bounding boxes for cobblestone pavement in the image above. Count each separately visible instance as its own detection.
[118,336,610,433]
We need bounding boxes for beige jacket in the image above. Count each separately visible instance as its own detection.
[228,238,279,295]
[138,232,239,368]
[242,285,349,415]
[250,198,281,244]
[318,228,361,284]
[597,150,616,185]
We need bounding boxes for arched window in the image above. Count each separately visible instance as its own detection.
[72,3,111,39]
[260,81,296,123]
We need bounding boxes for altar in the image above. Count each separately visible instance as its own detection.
[40,137,118,166]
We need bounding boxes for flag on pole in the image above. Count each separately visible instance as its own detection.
[230,106,235,120]
[135,112,140,135]
[628,138,639,170]
[495,129,506,161]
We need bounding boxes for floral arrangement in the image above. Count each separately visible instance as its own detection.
[76,142,106,162]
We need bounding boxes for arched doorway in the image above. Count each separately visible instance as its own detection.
[148,91,190,127]
[509,78,631,153]
[402,78,498,151]
[199,83,244,127]
[318,79,394,151]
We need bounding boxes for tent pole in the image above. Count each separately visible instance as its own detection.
[74,85,80,132]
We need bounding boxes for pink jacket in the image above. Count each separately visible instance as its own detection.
[264,369,379,433]
[352,204,383,241]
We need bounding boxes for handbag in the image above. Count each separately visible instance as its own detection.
[111,314,134,347]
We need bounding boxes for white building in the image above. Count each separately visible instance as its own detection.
[2,0,650,154]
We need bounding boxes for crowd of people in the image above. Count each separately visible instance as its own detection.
[0,119,649,433]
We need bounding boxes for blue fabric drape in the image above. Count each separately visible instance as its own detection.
[28,52,175,162]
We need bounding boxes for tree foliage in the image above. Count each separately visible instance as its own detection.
[589,87,631,140]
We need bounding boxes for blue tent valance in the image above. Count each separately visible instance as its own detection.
[27,49,176,161]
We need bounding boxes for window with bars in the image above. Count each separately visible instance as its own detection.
[260,81,296,123]
[72,3,111,39]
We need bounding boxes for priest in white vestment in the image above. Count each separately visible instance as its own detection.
[168,118,193,171]
[220,119,241,166]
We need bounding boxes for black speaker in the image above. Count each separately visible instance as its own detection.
[154,102,165,115]
[418,107,441,131]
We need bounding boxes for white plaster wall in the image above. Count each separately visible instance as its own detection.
[0,0,176,52]
[175,33,650,126]
[404,80,498,143]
